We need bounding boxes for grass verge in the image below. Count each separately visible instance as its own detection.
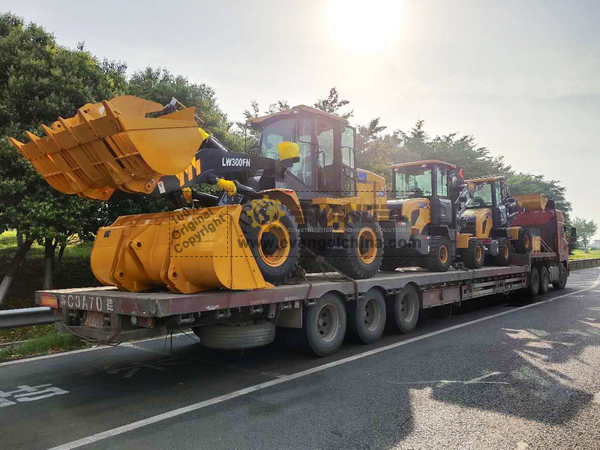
[570,249,600,260]
[0,329,88,362]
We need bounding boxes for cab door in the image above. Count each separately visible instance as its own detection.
[340,126,357,197]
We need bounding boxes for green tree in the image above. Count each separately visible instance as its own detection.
[571,217,598,251]
[0,13,127,299]
[313,87,353,119]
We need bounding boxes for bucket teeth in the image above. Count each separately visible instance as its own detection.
[10,95,205,200]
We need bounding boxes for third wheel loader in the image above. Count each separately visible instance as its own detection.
[380,160,485,272]
[457,176,533,265]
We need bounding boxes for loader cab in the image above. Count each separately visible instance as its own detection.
[389,160,458,233]
[248,105,357,200]
[463,177,510,229]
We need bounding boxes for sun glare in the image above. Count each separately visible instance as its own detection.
[328,0,403,53]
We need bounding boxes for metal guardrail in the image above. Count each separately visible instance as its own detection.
[0,307,57,330]
[570,258,600,271]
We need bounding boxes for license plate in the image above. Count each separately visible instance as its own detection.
[84,311,104,328]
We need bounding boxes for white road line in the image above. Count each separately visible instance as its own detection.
[48,272,600,450]
[0,334,184,368]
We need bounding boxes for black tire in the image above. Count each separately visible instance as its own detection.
[347,288,386,344]
[527,266,540,297]
[463,238,485,269]
[388,284,420,334]
[197,320,275,350]
[490,238,511,266]
[539,266,549,295]
[328,212,383,279]
[426,236,452,272]
[514,228,533,254]
[552,263,568,290]
[240,200,300,285]
[303,293,346,357]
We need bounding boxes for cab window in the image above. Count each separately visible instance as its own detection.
[394,168,432,199]
[436,169,448,197]
[341,126,355,168]
[294,118,313,186]
[469,183,493,207]
[317,123,334,167]
[259,119,294,160]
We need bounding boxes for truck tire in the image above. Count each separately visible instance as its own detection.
[552,263,568,290]
[538,266,549,295]
[490,238,511,266]
[347,288,386,344]
[388,284,420,334]
[527,266,540,297]
[240,200,300,285]
[330,212,383,279]
[514,228,533,254]
[426,236,452,272]
[463,238,485,269]
[303,293,346,357]
[197,320,275,350]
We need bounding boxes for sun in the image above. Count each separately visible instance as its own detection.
[328,0,403,53]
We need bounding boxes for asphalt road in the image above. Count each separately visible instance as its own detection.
[1,268,600,450]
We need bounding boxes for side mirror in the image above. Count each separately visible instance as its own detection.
[570,227,577,238]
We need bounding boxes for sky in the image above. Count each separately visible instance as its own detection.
[4,0,600,238]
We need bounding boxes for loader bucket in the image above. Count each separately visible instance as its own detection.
[90,205,270,294]
[514,194,547,212]
[10,95,205,201]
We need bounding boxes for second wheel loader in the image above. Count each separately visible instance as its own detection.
[457,176,533,265]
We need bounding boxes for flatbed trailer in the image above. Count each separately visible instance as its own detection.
[36,252,569,357]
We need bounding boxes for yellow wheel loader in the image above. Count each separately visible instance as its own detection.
[457,176,533,266]
[247,106,387,279]
[379,160,485,272]
[11,97,389,294]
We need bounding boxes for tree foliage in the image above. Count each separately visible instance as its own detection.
[313,87,353,119]
[571,217,598,251]
[0,13,127,250]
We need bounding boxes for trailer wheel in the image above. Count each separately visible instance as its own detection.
[388,284,420,334]
[240,201,300,285]
[538,266,549,295]
[514,228,533,254]
[197,320,275,350]
[348,288,386,344]
[303,293,346,357]
[463,238,485,269]
[331,212,383,279]
[490,238,511,266]
[552,263,568,290]
[527,266,540,297]
[426,236,452,272]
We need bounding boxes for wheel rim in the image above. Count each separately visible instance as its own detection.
[504,246,509,259]
[358,227,377,264]
[258,221,290,268]
[363,297,381,332]
[524,234,530,248]
[439,245,449,264]
[476,246,483,262]
[316,303,339,342]
[399,293,415,323]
